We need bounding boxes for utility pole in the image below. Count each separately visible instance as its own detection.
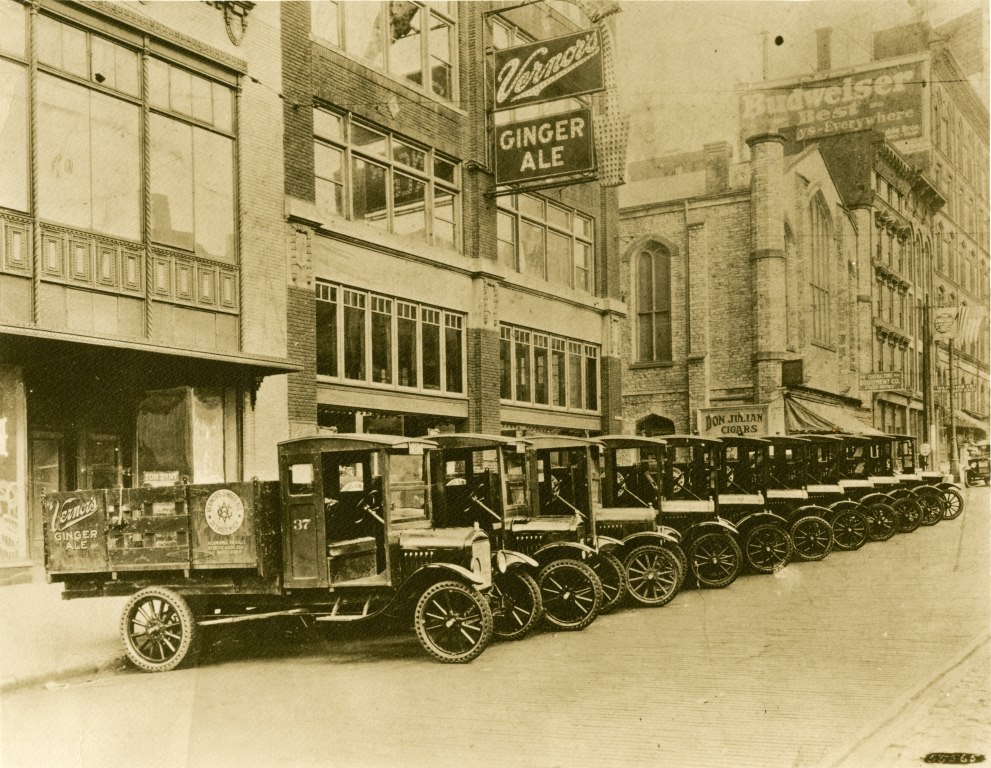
[949,338,960,480]
[922,299,933,467]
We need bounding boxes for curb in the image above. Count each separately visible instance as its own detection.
[824,632,991,767]
[0,654,128,694]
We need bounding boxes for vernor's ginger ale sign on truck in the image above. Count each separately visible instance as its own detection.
[698,405,769,438]
[739,60,925,145]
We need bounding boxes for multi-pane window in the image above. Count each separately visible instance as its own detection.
[314,108,460,249]
[20,13,236,263]
[316,281,464,395]
[497,194,594,293]
[500,323,599,412]
[809,197,831,344]
[311,1,456,100]
[637,243,672,362]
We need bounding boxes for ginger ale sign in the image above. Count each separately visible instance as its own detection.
[495,108,594,184]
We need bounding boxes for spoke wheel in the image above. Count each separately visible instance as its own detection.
[831,510,869,551]
[689,532,742,589]
[120,587,199,673]
[941,487,964,520]
[915,490,945,526]
[862,502,897,542]
[490,570,542,641]
[538,559,602,631]
[414,581,493,663]
[623,545,682,607]
[891,497,922,533]
[591,552,626,613]
[790,516,833,561]
[744,523,792,573]
[664,542,689,590]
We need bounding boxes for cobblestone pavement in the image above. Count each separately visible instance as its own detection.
[2,486,987,768]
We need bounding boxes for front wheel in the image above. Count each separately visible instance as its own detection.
[941,487,964,520]
[414,581,493,663]
[743,523,792,574]
[831,509,869,551]
[915,489,945,526]
[490,570,542,641]
[120,587,199,672]
[790,516,833,561]
[891,497,922,533]
[689,532,742,589]
[591,551,626,613]
[538,559,602,631]
[623,545,682,607]
[862,502,897,541]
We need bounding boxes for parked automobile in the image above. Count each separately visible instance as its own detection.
[966,442,990,487]
[762,436,834,561]
[44,434,495,669]
[889,435,947,526]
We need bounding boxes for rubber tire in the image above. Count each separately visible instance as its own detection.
[831,509,869,551]
[120,586,199,673]
[538,559,602,632]
[862,502,898,542]
[490,570,542,641]
[743,523,792,574]
[591,551,627,613]
[942,487,964,520]
[891,496,923,533]
[623,544,682,607]
[413,580,494,663]
[790,516,833,562]
[660,541,688,591]
[915,489,945,526]
[689,531,742,589]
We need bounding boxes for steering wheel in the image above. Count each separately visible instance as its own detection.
[672,467,686,495]
[355,489,384,525]
[469,481,502,522]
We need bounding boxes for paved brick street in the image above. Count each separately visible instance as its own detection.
[2,487,988,768]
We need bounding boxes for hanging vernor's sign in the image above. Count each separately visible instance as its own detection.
[739,61,924,145]
[494,29,604,111]
[495,108,595,185]
[698,405,769,437]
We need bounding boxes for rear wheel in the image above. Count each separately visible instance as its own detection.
[490,570,542,641]
[120,587,199,673]
[743,523,792,574]
[590,551,626,613]
[941,487,964,520]
[414,581,493,663]
[623,545,682,607]
[790,516,833,561]
[831,510,869,551]
[689,532,742,589]
[862,502,898,541]
[538,559,602,631]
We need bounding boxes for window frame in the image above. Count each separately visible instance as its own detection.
[636,242,673,363]
[809,196,832,345]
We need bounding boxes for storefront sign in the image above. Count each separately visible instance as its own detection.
[494,30,604,111]
[740,62,924,145]
[495,108,595,184]
[859,371,904,391]
[698,405,769,437]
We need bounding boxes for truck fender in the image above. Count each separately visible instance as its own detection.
[655,525,682,543]
[735,511,788,531]
[860,492,892,507]
[936,481,961,492]
[828,499,860,514]
[619,531,682,552]
[792,505,831,520]
[533,541,597,564]
[412,562,486,586]
[494,549,539,574]
[594,535,624,554]
[685,518,740,542]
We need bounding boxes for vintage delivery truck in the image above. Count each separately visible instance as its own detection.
[43,434,495,670]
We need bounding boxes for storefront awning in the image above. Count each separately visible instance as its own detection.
[0,327,300,383]
[784,395,886,436]
[949,410,989,436]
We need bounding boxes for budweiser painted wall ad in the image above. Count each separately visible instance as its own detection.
[494,29,605,111]
[740,59,926,147]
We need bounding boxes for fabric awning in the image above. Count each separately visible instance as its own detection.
[949,410,989,435]
[784,396,886,435]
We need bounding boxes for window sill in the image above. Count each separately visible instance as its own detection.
[810,340,836,353]
[629,361,674,370]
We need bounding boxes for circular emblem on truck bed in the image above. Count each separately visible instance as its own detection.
[205,489,244,536]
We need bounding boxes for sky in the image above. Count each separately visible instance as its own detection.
[614,0,987,158]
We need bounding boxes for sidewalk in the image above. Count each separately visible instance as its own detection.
[0,575,127,692]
